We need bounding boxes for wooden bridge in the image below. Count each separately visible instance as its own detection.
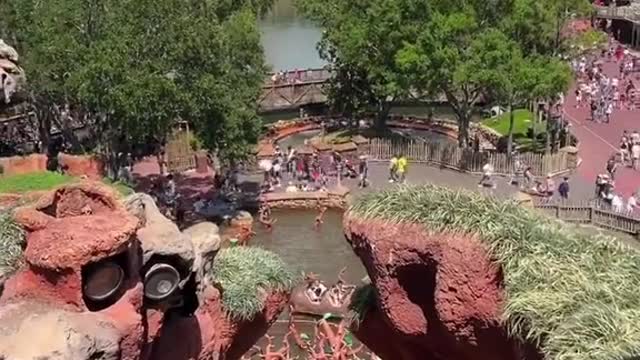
[595,5,640,23]
[259,68,331,112]
[595,5,640,48]
[258,67,447,112]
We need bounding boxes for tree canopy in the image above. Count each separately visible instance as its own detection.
[298,0,587,147]
[0,0,272,173]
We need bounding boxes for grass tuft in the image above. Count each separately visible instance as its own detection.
[208,247,297,320]
[349,184,640,360]
[347,284,377,328]
[0,172,74,194]
[0,210,25,278]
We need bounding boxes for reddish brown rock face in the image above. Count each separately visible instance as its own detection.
[0,183,289,360]
[0,154,47,176]
[344,215,540,360]
[57,153,106,180]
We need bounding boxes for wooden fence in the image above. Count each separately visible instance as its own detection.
[166,128,196,173]
[367,138,571,177]
[533,199,640,237]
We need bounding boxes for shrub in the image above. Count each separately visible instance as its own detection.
[0,210,25,278]
[208,247,297,320]
[350,185,640,360]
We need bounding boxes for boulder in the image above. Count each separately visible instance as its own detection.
[0,40,18,62]
[150,285,290,360]
[182,222,221,283]
[0,40,25,106]
[343,214,524,360]
[123,193,195,270]
[0,301,121,360]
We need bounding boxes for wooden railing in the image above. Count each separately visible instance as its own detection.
[533,198,640,237]
[595,5,640,23]
[367,138,571,177]
[264,68,332,88]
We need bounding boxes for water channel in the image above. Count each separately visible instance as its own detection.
[259,0,326,71]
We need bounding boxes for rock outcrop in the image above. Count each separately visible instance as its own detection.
[343,214,534,360]
[57,153,106,180]
[0,40,25,107]
[0,182,292,360]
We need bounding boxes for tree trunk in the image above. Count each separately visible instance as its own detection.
[374,101,390,130]
[32,97,51,154]
[457,115,470,148]
[507,102,515,155]
[532,101,539,151]
[544,103,552,154]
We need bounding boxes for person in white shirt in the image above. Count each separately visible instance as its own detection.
[612,194,624,213]
[285,181,298,193]
[478,163,494,188]
[626,193,637,213]
[632,142,640,170]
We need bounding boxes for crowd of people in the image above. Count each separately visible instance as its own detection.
[572,44,638,123]
[571,39,640,214]
[260,145,370,194]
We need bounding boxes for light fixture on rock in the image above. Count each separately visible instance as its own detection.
[83,261,125,302]
[144,263,180,301]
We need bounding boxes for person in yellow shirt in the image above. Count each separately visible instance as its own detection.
[389,155,398,183]
[396,154,407,183]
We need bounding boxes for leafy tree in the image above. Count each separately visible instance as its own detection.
[396,7,507,147]
[502,0,592,56]
[0,0,270,177]
[297,0,422,128]
[531,58,572,153]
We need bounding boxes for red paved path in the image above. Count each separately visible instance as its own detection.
[564,57,640,198]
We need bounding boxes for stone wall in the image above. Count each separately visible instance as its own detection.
[0,153,105,180]
[57,153,105,180]
[260,188,349,210]
[0,153,47,175]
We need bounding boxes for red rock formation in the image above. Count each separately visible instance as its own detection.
[0,153,47,175]
[151,287,289,360]
[343,215,541,360]
[0,183,290,360]
[58,153,105,180]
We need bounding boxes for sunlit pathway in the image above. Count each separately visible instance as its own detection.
[563,56,640,198]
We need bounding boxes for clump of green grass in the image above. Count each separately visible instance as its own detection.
[101,178,135,196]
[349,185,640,360]
[483,109,543,136]
[347,284,377,327]
[0,172,75,194]
[0,210,25,278]
[208,247,297,320]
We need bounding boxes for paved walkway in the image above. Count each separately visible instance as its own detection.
[563,56,640,198]
[239,162,596,201]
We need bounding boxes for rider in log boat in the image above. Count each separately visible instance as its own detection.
[289,268,357,319]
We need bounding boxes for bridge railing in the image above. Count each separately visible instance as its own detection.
[264,68,332,88]
[595,5,640,23]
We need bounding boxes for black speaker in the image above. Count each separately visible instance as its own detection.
[144,263,180,301]
[82,262,125,302]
